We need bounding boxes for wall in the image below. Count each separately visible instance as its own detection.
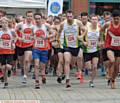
[71,0,88,16]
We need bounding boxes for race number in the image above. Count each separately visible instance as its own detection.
[22,34,32,43]
[88,39,98,48]
[35,38,45,48]
[111,37,120,46]
[67,34,75,42]
[0,40,12,49]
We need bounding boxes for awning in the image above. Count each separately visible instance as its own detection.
[0,0,47,9]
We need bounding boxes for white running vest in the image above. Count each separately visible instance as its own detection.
[63,19,79,48]
[87,25,100,53]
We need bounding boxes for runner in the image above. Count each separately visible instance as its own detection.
[8,18,17,76]
[0,10,6,80]
[32,13,55,89]
[80,12,91,77]
[45,15,53,76]
[101,10,120,89]
[101,11,111,78]
[59,10,86,88]
[0,17,16,88]
[51,16,65,83]
[75,12,91,81]
[83,14,101,88]
[16,11,34,84]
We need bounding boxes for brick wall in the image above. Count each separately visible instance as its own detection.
[71,0,88,16]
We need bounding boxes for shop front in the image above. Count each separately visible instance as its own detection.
[89,0,120,15]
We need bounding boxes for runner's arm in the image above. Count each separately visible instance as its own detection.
[83,29,88,46]
[49,28,57,42]
[58,22,64,39]
[11,29,18,43]
[15,22,24,41]
[77,20,87,42]
[11,30,17,49]
[100,22,110,42]
[100,22,110,36]
[44,23,57,40]
[16,22,23,31]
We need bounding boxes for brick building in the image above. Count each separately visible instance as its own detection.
[71,0,88,16]
[63,0,120,16]
[63,0,88,16]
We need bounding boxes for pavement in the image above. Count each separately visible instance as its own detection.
[0,71,120,103]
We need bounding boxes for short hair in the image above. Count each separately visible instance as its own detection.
[34,13,42,18]
[53,16,61,22]
[81,12,88,17]
[26,11,33,16]
[62,13,66,17]
[103,11,111,17]
[112,10,120,17]
[90,14,98,19]
[58,14,62,17]
[66,10,73,14]
[0,10,6,16]
[48,15,53,18]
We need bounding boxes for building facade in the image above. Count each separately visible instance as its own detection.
[71,0,88,16]
[63,0,88,16]
[89,0,120,15]
[0,0,119,17]
[64,0,120,16]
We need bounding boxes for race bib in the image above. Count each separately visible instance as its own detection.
[108,31,120,46]
[67,34,75,43]
[0,40,12,49]
[88,39,98,48]
[35,38,45,48]
[22,34,32,43]
[111,36,120,46]
[66,34,77,47]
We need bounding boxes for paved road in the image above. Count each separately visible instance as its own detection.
[0,72,120,103]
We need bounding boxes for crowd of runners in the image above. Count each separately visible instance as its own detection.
[0,9,119,89]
